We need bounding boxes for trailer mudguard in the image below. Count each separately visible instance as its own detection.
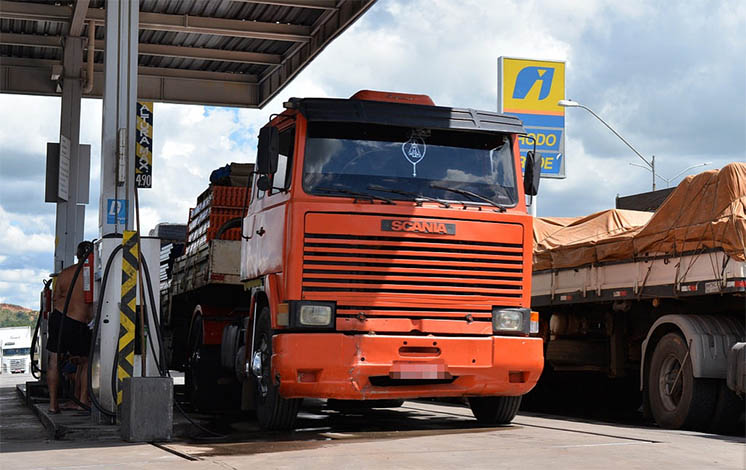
[727,342,746,395]
[641,314,745,389]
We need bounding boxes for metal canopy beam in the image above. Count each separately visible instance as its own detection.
[69,0,90,36]
[137,43,281,65]
[231,0,338,10]
[0,33,282,65]
[0,60,259,107]
[0,1,312,42]
[0,0,70,21]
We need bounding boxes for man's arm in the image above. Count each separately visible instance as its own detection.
[52,267,72,311]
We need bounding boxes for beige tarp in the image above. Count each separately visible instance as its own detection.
[533,162,746,271]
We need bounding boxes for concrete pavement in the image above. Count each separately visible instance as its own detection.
[2,373,744,470]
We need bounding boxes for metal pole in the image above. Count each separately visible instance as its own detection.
[99,0,137,237]
[54,37,85,272]
[529,196,537,217]
[652,155,656,191]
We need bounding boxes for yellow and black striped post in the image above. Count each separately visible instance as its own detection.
[117,230,138,412]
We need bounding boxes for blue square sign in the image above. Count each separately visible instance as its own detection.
[106,199,128,225]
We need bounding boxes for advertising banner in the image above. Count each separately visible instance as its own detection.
[498,57,566,179]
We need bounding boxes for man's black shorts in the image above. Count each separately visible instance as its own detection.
[46,310,91,357]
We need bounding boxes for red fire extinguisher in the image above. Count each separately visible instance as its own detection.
[83,251,94,304]
[40,279,53,319]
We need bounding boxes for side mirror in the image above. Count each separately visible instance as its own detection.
[256,126,279,174]
[256,175,271,192]
[523,151,542,196]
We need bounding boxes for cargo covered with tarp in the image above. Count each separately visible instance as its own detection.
[533,162,746,271]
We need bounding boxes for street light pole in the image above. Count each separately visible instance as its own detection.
[630,161,711,187]
[558,99,656,191]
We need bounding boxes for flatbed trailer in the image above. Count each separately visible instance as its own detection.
[532,249,745,433]
[533,249,746,305]
[530,162,746,433]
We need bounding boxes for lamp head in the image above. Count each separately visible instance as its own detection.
[558,99,579,107]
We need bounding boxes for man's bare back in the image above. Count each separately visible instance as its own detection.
[53,263,92,323]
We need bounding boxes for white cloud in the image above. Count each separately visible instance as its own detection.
[0,207,55,255]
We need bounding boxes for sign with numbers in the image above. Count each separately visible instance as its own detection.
[135,102,153,188]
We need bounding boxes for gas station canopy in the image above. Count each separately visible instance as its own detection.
[0,0,375,107]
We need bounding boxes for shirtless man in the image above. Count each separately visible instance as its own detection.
[47,241,94,413]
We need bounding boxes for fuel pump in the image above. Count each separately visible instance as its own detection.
[89,235,163,423]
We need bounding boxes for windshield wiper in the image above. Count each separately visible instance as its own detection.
[429,184,506,212]
[367,184,451,208]
[316,187,395,205]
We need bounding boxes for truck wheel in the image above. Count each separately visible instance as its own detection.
[253,306,301,430]
[468,396,522,425]
[648,332,717,430]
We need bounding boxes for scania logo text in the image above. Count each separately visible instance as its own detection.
[381,219,456,235]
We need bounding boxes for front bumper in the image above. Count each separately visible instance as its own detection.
[272,333,543,400]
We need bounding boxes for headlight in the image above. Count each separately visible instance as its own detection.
[289,301,336,329]
[300,305,332,326]
[492,307,530,335]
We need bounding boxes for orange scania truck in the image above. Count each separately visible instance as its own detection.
[161,90,544,430]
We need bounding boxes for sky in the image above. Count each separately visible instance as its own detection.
[1,0,745,309]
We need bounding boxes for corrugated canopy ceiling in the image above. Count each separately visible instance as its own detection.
[0,0,375,107]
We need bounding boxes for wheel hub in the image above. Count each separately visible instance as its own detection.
[659,354,683,411]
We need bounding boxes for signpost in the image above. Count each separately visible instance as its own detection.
[498,57,566,179]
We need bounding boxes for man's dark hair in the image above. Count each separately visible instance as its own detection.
[76,241,94,259]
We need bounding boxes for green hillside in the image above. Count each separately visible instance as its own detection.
[0,304,37,328]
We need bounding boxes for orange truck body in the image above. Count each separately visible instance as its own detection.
[239,90,543,402]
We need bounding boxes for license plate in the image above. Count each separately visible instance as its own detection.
[390,363,449,380]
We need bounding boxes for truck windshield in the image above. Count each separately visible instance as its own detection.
[3,347,29,356]
[303,122,518,206]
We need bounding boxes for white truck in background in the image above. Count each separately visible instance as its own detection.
[0,326,32,374]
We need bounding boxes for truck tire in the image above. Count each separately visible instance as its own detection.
[253,307,301,430]
[648,332,717,430]
[468,396,522,425]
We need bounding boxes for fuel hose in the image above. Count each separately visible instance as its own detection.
[86,244,123,418]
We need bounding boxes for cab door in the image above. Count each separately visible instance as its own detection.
[241,125,295,280]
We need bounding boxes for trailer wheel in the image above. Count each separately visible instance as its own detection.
[648,332,717,430]
[468,396,522,425]
[252,307,301,430]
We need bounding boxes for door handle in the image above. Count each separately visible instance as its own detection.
[256,227,265,236]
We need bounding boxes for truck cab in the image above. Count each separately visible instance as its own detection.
[1,338,31,374]
[238,90,544,429]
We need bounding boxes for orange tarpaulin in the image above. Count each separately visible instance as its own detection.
[533,162,746,271]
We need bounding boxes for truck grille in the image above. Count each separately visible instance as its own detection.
[302,222,525,326]
[10,358,25,371]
